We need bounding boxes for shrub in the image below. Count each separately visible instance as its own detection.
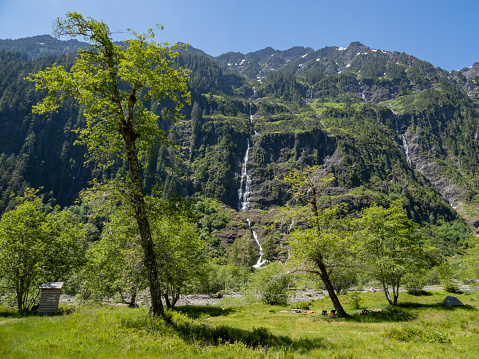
[260,276,289,305]
[403,272,426,295]
[349,291,362,309]
[292,301,312,310]
[442,281,460,293]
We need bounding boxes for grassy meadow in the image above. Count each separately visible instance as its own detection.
[0,290,478,358]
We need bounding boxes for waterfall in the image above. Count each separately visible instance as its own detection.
[391,107,413,167]
[288,219,294,233]
[284,219,294,263]
[285,247,291,264]
[238,139,252,211]
[402,135,412,166]
[249,104,253,125]
[238,136,267,267]
[358,82,367,102]
[392,111,399,135]
[238,139,265,266]
[440,195,456,209]
[247,219,267,268]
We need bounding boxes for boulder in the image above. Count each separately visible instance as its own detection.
[441,296,464,306]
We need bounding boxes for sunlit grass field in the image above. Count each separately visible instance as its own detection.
[0,290,478,358]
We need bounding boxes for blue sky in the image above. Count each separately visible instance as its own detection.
[0,0,478,71]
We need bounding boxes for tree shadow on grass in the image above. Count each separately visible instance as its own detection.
[170,320,327,352]
[406,290,434,296]
[334,302,476,323]
[0,305,76,319]
[119,309,326,353]
[333,310,417,323]
[0,307,22,319]
[174,305,234,319]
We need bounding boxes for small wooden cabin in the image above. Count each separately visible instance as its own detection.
[38,282,63,314]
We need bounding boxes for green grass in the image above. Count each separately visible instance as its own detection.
[0,291,478,358]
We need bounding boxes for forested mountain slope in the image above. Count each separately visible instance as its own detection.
[1,36,478,251]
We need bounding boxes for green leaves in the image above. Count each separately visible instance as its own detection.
[27,12,190,169]
[357,201,437,305]
[0,189,85,311]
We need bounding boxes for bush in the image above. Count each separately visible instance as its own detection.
[292,301,312,310]
[260,276,290,305]
[403,272,426,295]
[442,281,460,293]
[349,291,362,309]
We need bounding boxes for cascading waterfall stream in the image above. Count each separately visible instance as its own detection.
[238,138,252,211]
[358,82,367,102]
[402,135,412,166]
[392,111,399,135]
[247,219,267,268]
[66,163,82,201]
[391,108,412,167]
[284,219,294,264]
[392,108,453,210]
[238,136,266,267]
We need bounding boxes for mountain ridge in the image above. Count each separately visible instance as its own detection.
[0,35,478,250]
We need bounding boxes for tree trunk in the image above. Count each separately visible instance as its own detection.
[17,288,23,312]
[382,281,394,306]
[392,279,400,306]
[317,259,347,316]
[122,130,165,319]
[163,286,172,309]
[128,290,138,308]
[379,271,393,305]
[310,187,347,316]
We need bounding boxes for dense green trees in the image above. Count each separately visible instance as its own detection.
[150,196,206,309]
[0,189,85,311]
[463,236,479,280]
[229,234,257,269]
[83,196,205,309]
[83,207,146,306]
[283,166,445,311]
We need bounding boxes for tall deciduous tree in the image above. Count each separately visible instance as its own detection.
[282,167,356,316]
[27,13,190,318]
[0,190,47,311]
[357,201,436,306]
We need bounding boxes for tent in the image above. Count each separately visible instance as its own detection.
[441,296,464,306]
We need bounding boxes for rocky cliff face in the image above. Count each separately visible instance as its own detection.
[243,128,336,210]
[407,127,467,207]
